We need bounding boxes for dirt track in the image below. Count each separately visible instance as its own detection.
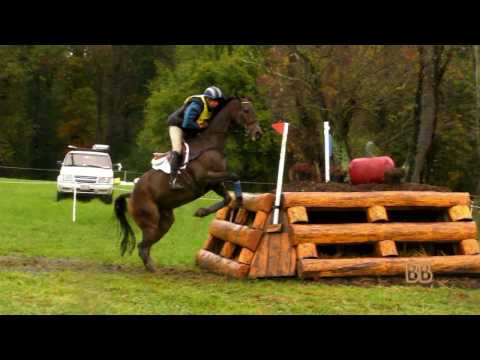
[1,255,479,288]
[0,255,200,278]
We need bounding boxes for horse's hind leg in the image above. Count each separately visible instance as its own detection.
[137,208,174,273]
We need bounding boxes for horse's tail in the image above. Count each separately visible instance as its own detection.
[114,193,137,256]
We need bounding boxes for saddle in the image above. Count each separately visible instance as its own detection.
[151,143,190,174]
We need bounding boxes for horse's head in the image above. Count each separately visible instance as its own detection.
[235,98,263,141]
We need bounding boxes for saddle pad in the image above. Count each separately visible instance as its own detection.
[151,143,190,174]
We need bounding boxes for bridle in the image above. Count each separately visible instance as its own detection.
[240,100,258,127]
[188,99,258,159]
[207,98,258,134]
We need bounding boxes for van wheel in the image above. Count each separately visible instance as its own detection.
[56,192,65,202]
[102,195,113,205]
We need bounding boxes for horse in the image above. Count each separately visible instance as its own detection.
[114,97,263,273]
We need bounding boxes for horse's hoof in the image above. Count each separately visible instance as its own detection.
[235,197,243,208]
[146,266,157,273]
[194,208,208,218]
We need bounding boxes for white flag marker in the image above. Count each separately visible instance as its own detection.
[273,122,289,225]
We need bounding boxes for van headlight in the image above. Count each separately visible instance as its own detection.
[62,175,74,182]
[98,177,112,184]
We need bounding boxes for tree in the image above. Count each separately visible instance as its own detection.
[409,45,454,183]
[0,46,31,166]
[1,44,480,192]
[137,45,277,184]
[251,45,417,178]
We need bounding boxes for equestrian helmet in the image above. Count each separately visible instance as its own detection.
[204,86,224,100]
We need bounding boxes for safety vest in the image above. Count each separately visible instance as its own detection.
[184,95,212,127]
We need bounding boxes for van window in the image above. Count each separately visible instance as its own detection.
[64,153,112,169]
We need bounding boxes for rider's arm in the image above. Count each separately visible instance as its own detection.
[182,102,203,129]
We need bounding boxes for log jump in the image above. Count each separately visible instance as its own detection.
[196,191,480,279]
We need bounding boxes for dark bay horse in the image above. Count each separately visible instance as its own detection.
[114,98,263,272]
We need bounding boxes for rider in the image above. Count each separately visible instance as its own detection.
[166,86,224,190]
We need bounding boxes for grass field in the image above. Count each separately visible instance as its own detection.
[1,178,480,315]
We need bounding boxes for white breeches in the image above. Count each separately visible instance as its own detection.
[169,126,184,154]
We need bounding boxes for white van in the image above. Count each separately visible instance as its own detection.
[56,145,119,204]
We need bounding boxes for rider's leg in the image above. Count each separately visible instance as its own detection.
[168,126,185,190]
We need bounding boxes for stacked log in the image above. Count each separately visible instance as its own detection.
[298,256,480,278]
[283,191,480,279]
[196,193,275,279]
[197,191,480,279]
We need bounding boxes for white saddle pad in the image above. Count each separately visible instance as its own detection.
[151,143,190,174]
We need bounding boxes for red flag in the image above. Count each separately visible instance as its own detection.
[272,121,285,135]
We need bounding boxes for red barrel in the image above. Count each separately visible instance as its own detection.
[349,156,395,185]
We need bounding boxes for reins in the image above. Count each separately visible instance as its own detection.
[206,98,256,135]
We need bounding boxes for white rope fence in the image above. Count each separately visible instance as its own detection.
[0,164,276,185]
[2,178,480,205]
[0,180,56,185]
[114,186,221,201]
[3,165,480,213]
[0,165,60,172]
[0,178,222,203]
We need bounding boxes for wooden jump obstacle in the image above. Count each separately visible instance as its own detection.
[196,191,480,279]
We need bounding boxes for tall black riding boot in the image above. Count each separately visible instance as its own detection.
[169,151,184,190]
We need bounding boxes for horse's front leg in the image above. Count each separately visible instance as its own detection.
[204,170,243,204]
[194,183,232,218]
[204,170,240,183]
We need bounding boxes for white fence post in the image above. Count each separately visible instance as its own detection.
[324,121,331,183]
[273,122,289,225]
[72,181,77,223]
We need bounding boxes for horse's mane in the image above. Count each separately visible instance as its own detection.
[183,97,238,141]
[210,97,237,118]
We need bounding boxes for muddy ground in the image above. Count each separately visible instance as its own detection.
[1,255,479,289]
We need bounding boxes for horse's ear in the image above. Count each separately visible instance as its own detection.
[233,91,243,100]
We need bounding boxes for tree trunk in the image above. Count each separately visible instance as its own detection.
[95,67,104,143]
[286,45,323,175]
[106,46,122,149]
[405,56,423,181]
[411,45,437,183]
[343,137,353,161]
[30,73,41,167]
[474,46,480,194]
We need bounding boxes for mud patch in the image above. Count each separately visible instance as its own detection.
[0,255,205,280]
[2,255,479,288]
[276,181,452,193]
[0,255,253,285]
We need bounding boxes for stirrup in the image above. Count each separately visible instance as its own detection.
[169,176,184,190]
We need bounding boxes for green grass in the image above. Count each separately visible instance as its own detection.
[0,180,210,266]
[1,178,480,315]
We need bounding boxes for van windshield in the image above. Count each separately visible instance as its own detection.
[64,153,112,169]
